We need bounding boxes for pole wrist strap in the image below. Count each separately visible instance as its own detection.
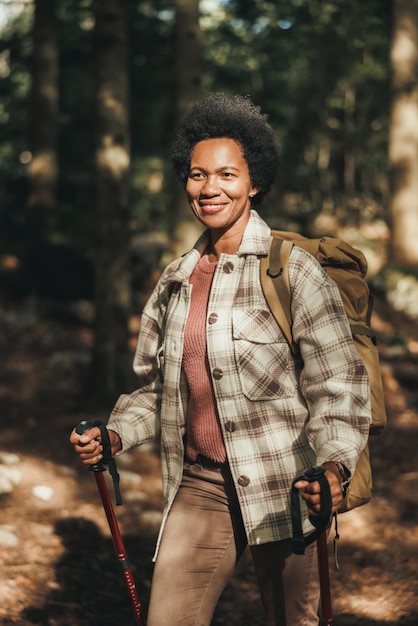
[91,420,123,505]
[290,465,332,555]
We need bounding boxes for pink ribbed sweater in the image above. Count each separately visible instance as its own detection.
[183,252,227,463]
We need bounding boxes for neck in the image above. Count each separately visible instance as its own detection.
[204,204,250,258]
[208,215,250,259]
[207,235,240,261]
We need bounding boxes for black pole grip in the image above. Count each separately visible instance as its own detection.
[75,420,122,505]
[75,420,106,473]
[75,419,95,435]
[290,465,332,555]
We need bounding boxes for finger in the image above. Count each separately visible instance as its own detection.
[76,439,103,457]
[69,428,79,445]
[78,437,103,461]
[80,450,103,466]
[78,426,102,445]
[300,493,322,519]
[293,479,309,490]
[70,426,102,446]
[301,492,321,508]
[301,480,321,495]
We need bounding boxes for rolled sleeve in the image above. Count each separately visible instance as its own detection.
[289,247,372,472]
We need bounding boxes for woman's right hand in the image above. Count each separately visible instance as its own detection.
[69,425,122,466]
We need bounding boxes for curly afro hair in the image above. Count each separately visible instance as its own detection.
[171,93,280,205]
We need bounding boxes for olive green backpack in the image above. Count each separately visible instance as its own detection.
[260,230,387,512]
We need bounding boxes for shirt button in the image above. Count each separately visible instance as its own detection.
[223,261,234,274]
[238,475,251,487]
[212,368,223,380]
[225,421,236,432]
[208,312,218,324]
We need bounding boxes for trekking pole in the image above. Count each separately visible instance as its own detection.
[291,466,333,626]
[75,420,145,626]
[317,528,332,625]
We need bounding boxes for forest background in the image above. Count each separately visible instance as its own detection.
[1,0,418,400]
[0,1,418,625]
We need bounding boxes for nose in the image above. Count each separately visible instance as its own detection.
[199,174,220,197]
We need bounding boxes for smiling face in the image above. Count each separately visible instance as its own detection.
[186,138,258,238]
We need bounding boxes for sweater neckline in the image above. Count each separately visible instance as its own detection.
[196,251,217,275]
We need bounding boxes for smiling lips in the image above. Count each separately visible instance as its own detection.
[199,201,227,214]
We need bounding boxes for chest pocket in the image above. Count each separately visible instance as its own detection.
[232,308,297,401]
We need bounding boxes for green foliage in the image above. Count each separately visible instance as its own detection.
[127,0,177,231]
[0,0,391,256]
[204,0,390,229]
[56,0,96,245]
[0,6,33,255]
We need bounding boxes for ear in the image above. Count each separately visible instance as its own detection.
[249,188,259,200]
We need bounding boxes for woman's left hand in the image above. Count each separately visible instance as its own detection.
[293,463,344,516]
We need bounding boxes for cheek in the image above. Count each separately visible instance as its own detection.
[185,180,199,199]
[185,187,199,210]
[230,183,250,200]
[186,192,198,207]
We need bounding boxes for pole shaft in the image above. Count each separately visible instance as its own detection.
[317,531,333,625]
[94,472,145,626]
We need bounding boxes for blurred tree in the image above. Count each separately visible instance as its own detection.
[56,0,95,246]
[205,0,390,231]
[0,0,393,292]
[389,0,418,266]
[0,6,32,254]
[27,0,59,240]
[174,0,202,124]
[171,0,203,257]
[127,1,175,233]
[92,0,133,404]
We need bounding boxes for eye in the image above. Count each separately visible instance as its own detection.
[189,171,205,180]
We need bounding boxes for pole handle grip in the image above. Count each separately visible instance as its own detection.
[75,420,106,472]
[75,420,122,505]
[291,465,332,555]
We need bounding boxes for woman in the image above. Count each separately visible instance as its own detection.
[70,93,371,625]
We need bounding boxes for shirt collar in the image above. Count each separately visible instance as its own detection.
[237,210,271,256]
[163,210,271,284]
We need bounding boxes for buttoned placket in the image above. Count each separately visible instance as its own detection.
[206,254,253,493]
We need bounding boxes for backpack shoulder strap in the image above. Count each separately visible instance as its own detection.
[260,236,297,354]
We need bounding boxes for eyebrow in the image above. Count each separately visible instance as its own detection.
[189,165,241,173]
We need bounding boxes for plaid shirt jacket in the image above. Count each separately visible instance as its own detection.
[108,211,371,552]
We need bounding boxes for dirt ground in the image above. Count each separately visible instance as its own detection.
[0,293,417,626]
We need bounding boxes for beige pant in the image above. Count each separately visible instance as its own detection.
[147,461,320,626]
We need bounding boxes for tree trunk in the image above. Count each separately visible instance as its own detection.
[344,86,356,195]
[27,0,59,240]
[92,0,132,405]
[389,0,418,266]
[172,0,203,258]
